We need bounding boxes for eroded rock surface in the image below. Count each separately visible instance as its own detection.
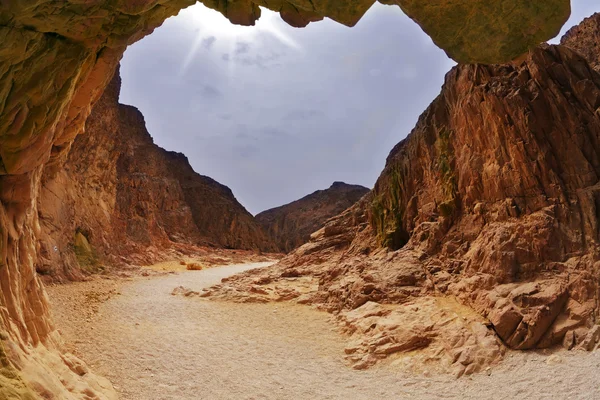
[36,68,276,282]
[384,0,571,64]
[0,0,578,397]
[256,182,369,253]
[207,31,600,373]
[561,12,600,71]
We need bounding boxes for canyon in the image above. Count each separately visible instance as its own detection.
[36,67,277,283]
[257,182,369,253]
[0,0,584,398]
[206,13,600,376]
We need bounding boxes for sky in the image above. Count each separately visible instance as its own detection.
[120,0,598,215]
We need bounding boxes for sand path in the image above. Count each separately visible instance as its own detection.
[48,263,600,399]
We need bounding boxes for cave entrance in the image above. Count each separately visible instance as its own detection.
[117,2,453,217]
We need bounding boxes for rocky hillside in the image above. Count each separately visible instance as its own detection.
[561,12,600,70]
[0,1,577,398]
[256,182,369,253]
[207,21,600,376]
[36,68,276,281]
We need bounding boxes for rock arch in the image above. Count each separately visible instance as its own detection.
[0,1,571,397]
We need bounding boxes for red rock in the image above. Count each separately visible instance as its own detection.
[561,13,600,72]
[36,68,277,282]
[0,1,577,396]
[210,19,600,365]
[577,325,600,351]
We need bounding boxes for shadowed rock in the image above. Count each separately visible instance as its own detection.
[207,21,600,371]
[256,182,369,253]
[0,0,577,397]
[37,68,277,282]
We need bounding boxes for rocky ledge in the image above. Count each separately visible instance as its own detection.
[204,17,600,377]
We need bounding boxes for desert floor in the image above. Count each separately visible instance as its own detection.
[47,262,600,400]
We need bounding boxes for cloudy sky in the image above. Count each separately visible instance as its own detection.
[120,0,598,215]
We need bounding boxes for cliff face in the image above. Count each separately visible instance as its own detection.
[0,1,577,398]
[37,69,276,281]
[561,13,600,71]
[208,35,600,374]
[256,182,369,253]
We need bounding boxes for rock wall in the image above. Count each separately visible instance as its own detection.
[0,0,576,397]
[561,12,600,70]
[256,182,369,253]
[209,36,600,372]
[36,68,277,282]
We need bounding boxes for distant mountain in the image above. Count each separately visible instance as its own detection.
[256,182,369,253]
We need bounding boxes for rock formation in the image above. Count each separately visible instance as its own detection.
[561,12,600,70]
[380,0,570,64]
[256,182,369,253]
[36,68,277,282]
[206,20,600,375]
[0,0,577,397]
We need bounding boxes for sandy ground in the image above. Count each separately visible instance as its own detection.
[47,263,600,400]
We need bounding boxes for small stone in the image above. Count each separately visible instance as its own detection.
[546,354,562,365]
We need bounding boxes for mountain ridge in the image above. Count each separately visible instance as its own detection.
[256,181,369,253]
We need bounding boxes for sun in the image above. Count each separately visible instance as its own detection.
[186,3,259,40]
[178,3,301,75]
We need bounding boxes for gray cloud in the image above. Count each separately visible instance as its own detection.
[202,36,216,50]
[234,41,251,55]
[120,1,599,214]
[238,54,282,69]
[198,84,220,98]
[283,109,325,121]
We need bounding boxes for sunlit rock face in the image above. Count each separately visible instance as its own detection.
[0,0,574,397]
[207,29,600,373]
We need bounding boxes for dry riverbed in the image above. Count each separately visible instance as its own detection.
[47,263,600,400]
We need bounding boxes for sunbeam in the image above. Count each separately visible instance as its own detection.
[179,3,301,76]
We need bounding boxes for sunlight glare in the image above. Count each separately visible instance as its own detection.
[180,3,301,76]
[188,4,258,39]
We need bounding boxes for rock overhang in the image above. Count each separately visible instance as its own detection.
[0,0,572,177]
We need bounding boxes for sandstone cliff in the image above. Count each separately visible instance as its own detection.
[0,0,578,398]
[37,68,276,282]
[207,25,600,375]
[256,182,369,253]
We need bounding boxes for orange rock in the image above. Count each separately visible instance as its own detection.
[207,18,600,370]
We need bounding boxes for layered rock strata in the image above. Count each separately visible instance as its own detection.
[37,68,276,282]
[206,38,600,374]
[256,182,369,253]
[0,0,577,397]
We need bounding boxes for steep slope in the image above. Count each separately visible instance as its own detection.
[0,1,577,398]
[208,37,600,374]
[256,182,369,253]
[37,68,276,281]
[561,12,600,71]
